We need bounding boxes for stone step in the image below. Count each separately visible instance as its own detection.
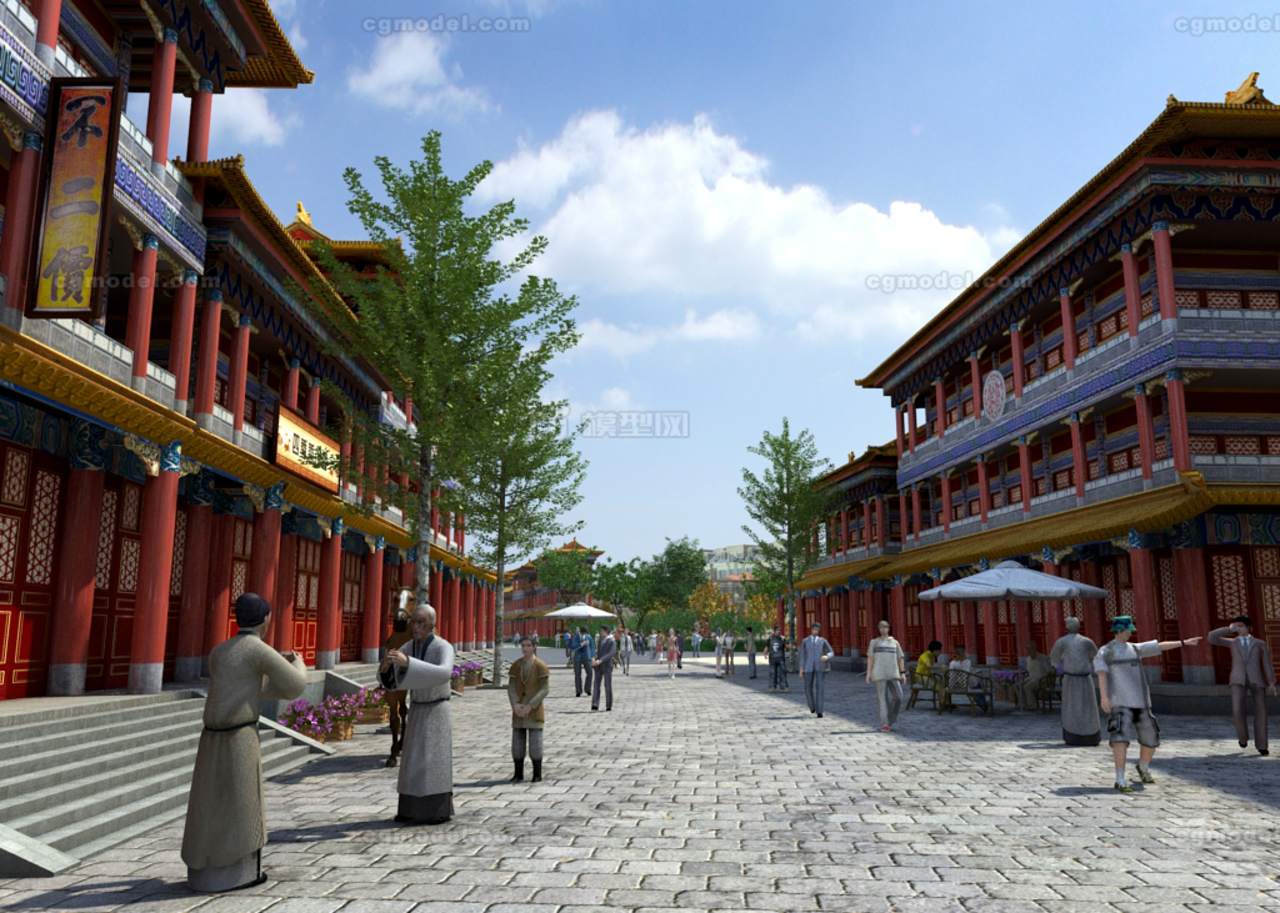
[0,690,203,731]
[0,696,206,757]
[0,702,205,773]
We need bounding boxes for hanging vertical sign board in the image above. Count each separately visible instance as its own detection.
[25,77,124,320]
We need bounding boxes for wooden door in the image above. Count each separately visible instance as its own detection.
[1155,550,1182,681]
[294,538,321,665]
[996,600,1016,665]
[340,550,364,663]
[1252,546,1280,682]
[87,478,143,691]
[0,443,63,699]
[828,594,843,655]
[1208,548,1253,684]
[228,517,252,639]
[163,507,188,682]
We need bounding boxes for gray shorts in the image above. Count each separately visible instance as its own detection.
[1107,706,1160,748]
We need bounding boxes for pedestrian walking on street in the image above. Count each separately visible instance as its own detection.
[592,625,617,710]
[572,626,594,697]
[1096,615,1200,792]
[182,593,307,892]
[746,627,758,679]
[766,625,789,691]
[693,628,703,658]
[714,630,725,678]
[676,629,684,669]
[1049,616,1101,745]
[724,629,736,676]
[800,623,834,717]
[618,625,632,675]
[650,630,661,662]
[867,620,906,731]
[509,636,549,782]
[666,628,679,679]
[1208,616,1276,755]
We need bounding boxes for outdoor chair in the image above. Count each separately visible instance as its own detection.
[906,666,939,710]
[1032,672,1063,713]
[939,669,993,716]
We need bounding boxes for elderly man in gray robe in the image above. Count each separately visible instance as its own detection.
[380,603,456,824]
[1049,617,1100,746]
[183,592,308,893]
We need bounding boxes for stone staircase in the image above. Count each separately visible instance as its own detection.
[0,690,328,875]
[456,649,510,684]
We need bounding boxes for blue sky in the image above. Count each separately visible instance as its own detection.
[183,1,1276,564]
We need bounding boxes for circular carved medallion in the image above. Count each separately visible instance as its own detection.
[981,370,1007,421]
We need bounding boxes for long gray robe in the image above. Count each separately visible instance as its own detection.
[182,631,307,884]
[1050,632,1100,745]
[388,634,455,821]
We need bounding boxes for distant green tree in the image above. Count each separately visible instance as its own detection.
[636,537,708,610]
[536,547,597,601]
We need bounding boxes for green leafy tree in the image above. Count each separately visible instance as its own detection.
[536,547,597,601]
[299,131,579,615]
[593,557,643,626]
[636,537,707,610]
[738,418,832,647]
[446,357,588,686]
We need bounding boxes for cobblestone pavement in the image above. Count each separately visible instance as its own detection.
[4,654,1280,913]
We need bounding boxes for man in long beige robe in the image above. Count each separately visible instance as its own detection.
[183,592,308,892]
[380,603,455,824]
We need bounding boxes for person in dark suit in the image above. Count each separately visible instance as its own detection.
[799,622,834,717]
[591,624,617,710]
[1208,616,1277,755]
[571,627,594,697]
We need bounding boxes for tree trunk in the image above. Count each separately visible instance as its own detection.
[416,453,433,612]
[492,555,506,687]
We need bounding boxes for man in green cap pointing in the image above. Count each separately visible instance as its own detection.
[1094,615,1201,792]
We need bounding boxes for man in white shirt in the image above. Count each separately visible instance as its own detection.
[1095,615,1201,792]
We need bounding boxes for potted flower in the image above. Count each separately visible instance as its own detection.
[355,686,389,724]
[322,693,359,740]
[464,661,484,686]
[451,664,464,692]
[990,668,1023,703]
[279,698,331,743]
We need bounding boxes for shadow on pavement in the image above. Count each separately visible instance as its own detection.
[3,878,189,909]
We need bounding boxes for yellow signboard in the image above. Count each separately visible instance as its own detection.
[275,407,340,493]
[27,78,123,319]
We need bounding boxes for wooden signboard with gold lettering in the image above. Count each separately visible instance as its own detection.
[274,406,340,493]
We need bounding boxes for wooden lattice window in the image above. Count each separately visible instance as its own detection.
[1248,290,1279,310]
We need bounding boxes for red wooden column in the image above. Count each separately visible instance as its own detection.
[1040,552,1065,647]
[1079,559,1106,646]
[981,601,999,665]
[895,407,906,457]
[462,576,475,650]
[124,234,160,385]
[47,424,108,695]
[921,575,938,648]
[940,473,953,534]
[1127,535,1161,680]
[911,485,922,543]
[898,491,909,546]
[969,355,983,421]
[0,131,43,312]
[174,474,215,682]
[203,505,237,674]
[315,517,344,670]
[145,27,179,169]
[1164,370,1193,472]
[447,570,462,643]
[283,358,301,411]
[248,481,285,608]
[400,548,416,589]
[362,536,386,664]
[907,399,918,454]
[1009,321,1026,399]
[193,289,224,429]
[429,563,443,614]
[862,500,873,549]
[305,381,321,425]
[840,510,849,556]
[167,269,201,414]
[934,600,949,653]
[875,496,887,548]
[962,602,980,664]
[1173,544,1214,683]
[844,590,857,656]
[821,591,832,637]
[1069,413,1088,501]
[1059,287,1078,373]
[274,514,299,653]
[934,378,946,439]
[1134,384,1156,484]
[891,581,907,638]
[128,442,183,694]
[187,77,214,160]
[1121,243,1142,339]
[1018,435,1033,513]
[977,456,991,524]
[228,314,252,435]
[1014,601,1033,668]
[1152,221,1178,322]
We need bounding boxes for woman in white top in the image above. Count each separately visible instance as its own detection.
[649,630,660,662]
[714,631,725,678]
[948,645,990,713]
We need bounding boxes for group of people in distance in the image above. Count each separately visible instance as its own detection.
[181,588,1277,895]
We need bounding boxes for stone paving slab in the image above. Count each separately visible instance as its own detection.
[2,656,1279,912]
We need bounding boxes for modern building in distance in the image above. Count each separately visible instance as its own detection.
[703,544,760,607]
[797,77,1280,688]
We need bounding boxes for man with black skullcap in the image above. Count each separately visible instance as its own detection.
[183,592,308,891]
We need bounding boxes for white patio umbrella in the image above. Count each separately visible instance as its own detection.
[542,603,618,619]
[917,560,1108,602]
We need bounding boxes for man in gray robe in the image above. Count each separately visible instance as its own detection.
[1049,616,1100,746]
[380,603,455,824]
[183,593,308,892]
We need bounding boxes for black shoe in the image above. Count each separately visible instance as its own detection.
[385,756,398,768]
[1261,749,1270,756]
[511,759,524,782]
[394,814,413,823]
[591,706,599,711]
[531,759,542,782]
[1241,740,1249,748]
[817,713,823,718]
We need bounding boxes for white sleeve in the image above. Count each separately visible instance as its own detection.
[1093,647,1109,673]
[1137,639,1162,659]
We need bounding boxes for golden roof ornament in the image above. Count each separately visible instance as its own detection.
[296,201,312,225]
[1225,72,1273,105]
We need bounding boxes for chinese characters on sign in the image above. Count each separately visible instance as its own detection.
[26,79,123,319]
[579,411,690,439]
[274,407,341,493]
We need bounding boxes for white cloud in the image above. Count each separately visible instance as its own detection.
[573,308,762,359]
[347,31,491,116]
[213,89,300,146]
[478,110,1020,342]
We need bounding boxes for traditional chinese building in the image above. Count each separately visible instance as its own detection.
[0,0,494,701]
[504,539,603,639]
[798,79,1280,686]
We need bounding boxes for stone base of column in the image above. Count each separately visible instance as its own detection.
[1142,477,1153,491]
[985,656,1000,666]
[175,656,204,682]
[1129,336,1140,350]
[194,413,215,432]
[1076,497,1085,508]
[1181,664,1215,685]
[315,650,337,670]
[172,396,190,416]
[130,375,148,393]
[232,430,246,449]
[1162,317,1178,332]
[128,663,164,695]
[47,663,86,697]
[362,648,380,665]
[849,649,861,659]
